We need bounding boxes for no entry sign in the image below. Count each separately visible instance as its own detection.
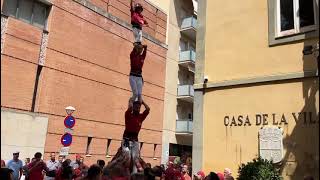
[61,133,73,146]
[64,115,76,128]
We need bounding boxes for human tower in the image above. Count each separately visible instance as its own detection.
[106,0,151,175]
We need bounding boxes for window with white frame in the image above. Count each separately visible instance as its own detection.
[2,0,51,29]
[276,0,317,37]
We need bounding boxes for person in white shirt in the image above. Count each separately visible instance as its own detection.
[45,153,59,180]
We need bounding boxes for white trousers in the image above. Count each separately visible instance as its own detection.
[129,75,143,101]
[122,140,140,174]
[133,27,142,43]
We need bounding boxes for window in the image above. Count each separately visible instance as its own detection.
[276,0,317,37]
[139,142,144,156]
[2,0,51,29]
[153,144,157,160]
[169,143,192,157]
[268,0,318,46]
[85,137,93,155]
[179,39,188,51]
[106,139,112,158]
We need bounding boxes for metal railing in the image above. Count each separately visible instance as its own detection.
[179,50,196,63]
[181,16,197,30]
[176,119,193,133]
[177,85,194,97]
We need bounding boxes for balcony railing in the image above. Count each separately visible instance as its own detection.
[181,17,197,30]
[176,119,193,134]
[179,50,196,63]
[177,85,194,97]
[181,17,197,41]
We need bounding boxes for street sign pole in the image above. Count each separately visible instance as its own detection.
[60,106,76,156]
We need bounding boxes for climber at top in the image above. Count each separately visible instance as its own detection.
[130,0,149,44]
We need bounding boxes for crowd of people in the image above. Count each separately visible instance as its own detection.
[1,151,236,180]
[1,151,91,180]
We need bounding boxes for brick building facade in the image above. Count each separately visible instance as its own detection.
[1,0,168,166]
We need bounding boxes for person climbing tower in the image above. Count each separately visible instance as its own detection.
[130,0,148,44]
[106,98,150,175]
[129,43,147,106]
[105,3,150,176]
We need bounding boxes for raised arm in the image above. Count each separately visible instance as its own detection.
[128,98,133,112]
[144,19,148,26]
[142,45,147,58]
[141,100,150,121]
[142,100,150,112]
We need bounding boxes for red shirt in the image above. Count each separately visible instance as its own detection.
[123,109,149,141]
[28,161,48,180]
[165,167,185,180]
[130,8,147,29]
[130,48,147,75]
[55,168,64,180]
[113,177,130,180]
[164,167,175,180]
[55,166,74,180]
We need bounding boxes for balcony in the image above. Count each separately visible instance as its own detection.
[177,85,194,103]
[181,17,197,41]
[179,50,196,72]
[176,119,193,135]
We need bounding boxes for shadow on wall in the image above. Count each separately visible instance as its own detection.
[279,38,319,179]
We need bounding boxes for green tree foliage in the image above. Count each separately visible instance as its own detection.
[237,157,282,180]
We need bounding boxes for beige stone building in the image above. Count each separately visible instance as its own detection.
[193,0,319,179]
[162,0,198,165]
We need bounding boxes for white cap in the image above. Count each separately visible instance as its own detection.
[13,151,20,154]
[65,106,76,115]
[65,106,75,111]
